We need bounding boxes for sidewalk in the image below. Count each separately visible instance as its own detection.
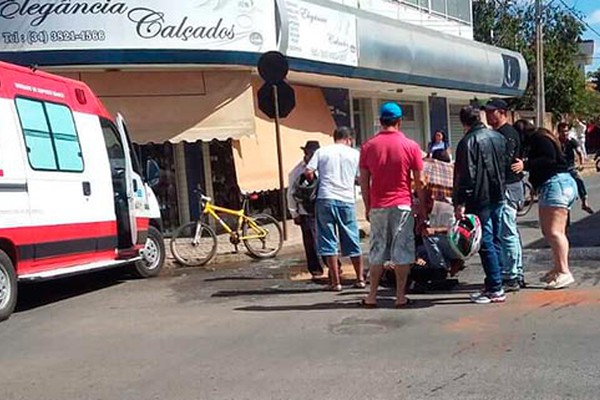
[164,172,600,271]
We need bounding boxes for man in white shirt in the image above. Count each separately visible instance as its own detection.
[287,141,324,277]
[306,127,364,291]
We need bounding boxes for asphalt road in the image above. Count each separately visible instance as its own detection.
[1,176,600,400]
[1,255,600,400]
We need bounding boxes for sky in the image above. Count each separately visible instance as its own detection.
[567,0,600,73]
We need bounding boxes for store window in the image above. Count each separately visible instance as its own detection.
[135,143,180,234]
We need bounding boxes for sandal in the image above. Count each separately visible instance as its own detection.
[395,298,415,308]
[360,299,377,309]
[353,280,367,289]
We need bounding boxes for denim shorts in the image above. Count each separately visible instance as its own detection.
[315,199,362,257]
[538,173,578,210]
[368,207,415,266]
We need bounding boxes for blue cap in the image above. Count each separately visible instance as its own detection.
[380,102,403,119]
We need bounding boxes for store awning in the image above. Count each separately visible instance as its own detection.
[233,80,336,193]
[75,70,256,144]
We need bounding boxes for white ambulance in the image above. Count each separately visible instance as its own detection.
[0,61,166,321]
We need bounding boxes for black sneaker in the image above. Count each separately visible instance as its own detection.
[503,279,521,293]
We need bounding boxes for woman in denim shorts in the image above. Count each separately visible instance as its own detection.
[521,127,578,289]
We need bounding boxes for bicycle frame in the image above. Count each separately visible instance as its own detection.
[203,202,267,240]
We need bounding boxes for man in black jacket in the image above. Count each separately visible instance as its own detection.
[453,106,508,304]
[484,99,525,291]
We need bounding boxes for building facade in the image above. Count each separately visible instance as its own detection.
[0,0,527,232]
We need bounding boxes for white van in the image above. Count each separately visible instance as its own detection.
[0,61,166,321]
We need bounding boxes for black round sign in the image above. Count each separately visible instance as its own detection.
[258,82,296,119]
[258,51,289,83]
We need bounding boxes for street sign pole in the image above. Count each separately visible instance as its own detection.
[272,84,288,241]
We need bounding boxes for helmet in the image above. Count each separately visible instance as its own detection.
[292,173,318,208]
[447,214,482,260]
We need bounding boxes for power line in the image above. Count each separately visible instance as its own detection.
[556,0,600,40]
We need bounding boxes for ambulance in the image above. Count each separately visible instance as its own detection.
[0,61,166,321]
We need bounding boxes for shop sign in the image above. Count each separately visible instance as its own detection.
[0,0,276,52]
[284,0,358,67]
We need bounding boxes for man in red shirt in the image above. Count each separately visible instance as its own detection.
[359,102,425,308]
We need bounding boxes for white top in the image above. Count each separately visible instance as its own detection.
[287,160,308,218]
[306,144,360,203]
[575,120,587,142]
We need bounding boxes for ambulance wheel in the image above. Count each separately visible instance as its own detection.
[0,250,17,322]
[134,226,165,278]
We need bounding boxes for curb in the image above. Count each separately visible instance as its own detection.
[524,247,600,263]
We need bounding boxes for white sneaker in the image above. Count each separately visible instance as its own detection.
[545,273,575,290]
[470,290,506,304]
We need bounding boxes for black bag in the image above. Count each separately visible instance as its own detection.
[292,173,318,213]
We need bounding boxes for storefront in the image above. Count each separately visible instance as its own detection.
[0,0,527,230]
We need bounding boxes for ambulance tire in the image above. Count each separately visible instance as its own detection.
[133,226,165,278]
[0,251,17,322]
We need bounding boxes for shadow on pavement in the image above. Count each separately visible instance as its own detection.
[212,287,326,297]
[205,276,273,282]
[16,270,126,313]
[235,296,475,312]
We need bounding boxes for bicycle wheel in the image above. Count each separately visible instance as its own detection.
[242,214,283,259]
[170,222,218,266]
[517,182,534,217]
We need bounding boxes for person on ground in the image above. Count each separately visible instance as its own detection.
[359,102,425,308]
[483,99,525,291]
[557,122,594,215]
[513,128,578,289]
[306,127,364,291]
[454,105,508,304]
[417,187,463,276]
[287,140,325,278]
[427,130,451,159]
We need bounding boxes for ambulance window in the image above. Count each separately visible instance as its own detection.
[46,103,84,172]
[15,98,58,170]
[15,98,84,172]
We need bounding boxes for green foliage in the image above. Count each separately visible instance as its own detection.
[473,0,596,118]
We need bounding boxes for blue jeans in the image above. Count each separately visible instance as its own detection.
[315,199,362,257]
[423,234,458,270]
[497,182,524,281]
[477,202,504,293]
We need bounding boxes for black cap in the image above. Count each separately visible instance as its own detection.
[301,140,320,153]
[483,99,508,111]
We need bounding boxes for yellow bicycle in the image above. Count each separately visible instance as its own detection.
[170,192,283,266]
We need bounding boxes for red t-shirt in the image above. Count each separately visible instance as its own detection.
[359,130,424,209]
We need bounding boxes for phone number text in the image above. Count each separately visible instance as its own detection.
[2,30,106,45]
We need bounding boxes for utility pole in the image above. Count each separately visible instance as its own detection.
[535,0,546,127]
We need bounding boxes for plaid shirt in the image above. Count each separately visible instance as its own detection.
[422,158,454,200]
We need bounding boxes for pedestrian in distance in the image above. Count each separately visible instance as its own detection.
[359,102,426,308]
[557,122,594,215]
[287,140,325,278]
[453,105,508,304]
[483,99,525,292]
[513,128,578,289]
[305,127,365,291]
[427,130,451,159]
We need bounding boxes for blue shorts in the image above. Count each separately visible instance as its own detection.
[538,173,578,209]
[315,199,362,257]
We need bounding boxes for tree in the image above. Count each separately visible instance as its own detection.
[473,0,588,118]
